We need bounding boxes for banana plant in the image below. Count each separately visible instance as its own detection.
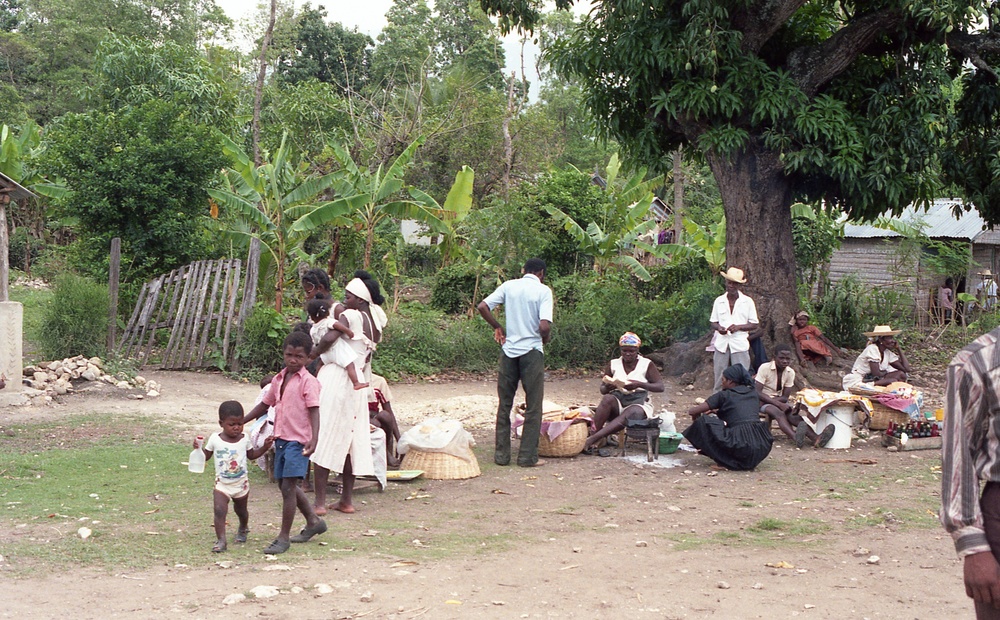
[290,137,447,268]
[546,154,668,281]
[206,133,340,312]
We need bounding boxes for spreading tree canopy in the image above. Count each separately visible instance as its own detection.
[481,0,1000,341]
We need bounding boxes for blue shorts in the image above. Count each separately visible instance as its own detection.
[273,439,309,479]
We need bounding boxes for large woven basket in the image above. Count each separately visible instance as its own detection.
[538,420,588,457]
[849,388,908,430]
[400,447,480,480]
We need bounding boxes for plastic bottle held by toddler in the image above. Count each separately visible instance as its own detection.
[188,436,206,473]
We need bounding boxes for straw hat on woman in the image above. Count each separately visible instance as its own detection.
[842,325,910,390]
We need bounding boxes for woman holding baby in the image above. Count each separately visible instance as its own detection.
[583,332,664,454]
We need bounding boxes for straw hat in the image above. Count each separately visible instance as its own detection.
[863,325,901,337]
[981,269,994,278]
[720,267,747,283]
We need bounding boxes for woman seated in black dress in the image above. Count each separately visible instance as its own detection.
[683,364,773,471]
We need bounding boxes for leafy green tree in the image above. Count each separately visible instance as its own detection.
[433,0,505,89]
[275,4,373,95]
[1,0,23,32]
[371,0,434,87]
[41,99,226,279]
[88,34,237,129]
[207,133,339,312]
[481,0,1000,337]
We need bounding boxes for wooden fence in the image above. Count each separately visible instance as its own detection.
[117,240,260,371]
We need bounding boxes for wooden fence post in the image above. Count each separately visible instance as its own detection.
[0,195,9,302]
[108,237,121,352]
[232,238,261,372]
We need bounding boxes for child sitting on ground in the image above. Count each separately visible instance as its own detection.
[195,400,273,553]
[307,298,368,391]
[242,332,327,554]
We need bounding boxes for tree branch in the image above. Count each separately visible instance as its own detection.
[948,32,1000,81]
[786,8,903,97]
[731,0,809,55]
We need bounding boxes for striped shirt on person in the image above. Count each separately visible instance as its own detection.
[941,327,1000,558]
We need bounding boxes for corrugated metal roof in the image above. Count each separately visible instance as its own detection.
[0,171,35,202]
[842,198,989,241]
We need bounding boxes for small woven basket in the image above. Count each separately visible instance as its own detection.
[849,388,908,430]
[538,420,588,457]
[400,447,481,480]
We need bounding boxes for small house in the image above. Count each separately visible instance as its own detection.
[824,198,1000,324]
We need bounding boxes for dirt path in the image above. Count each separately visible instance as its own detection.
[0,371,967,619]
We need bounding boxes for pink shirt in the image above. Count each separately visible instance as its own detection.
[263,366,321,444]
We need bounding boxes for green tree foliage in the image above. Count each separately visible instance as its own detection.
[275,4,373,95]
[433,0,505,89]
[88,35,237,129]
[1,0,23,32]
[42,99,226,279]
[481,0,1000,338]
[791,205,843,293]
[13,0,229,121]
[371,0,434,87]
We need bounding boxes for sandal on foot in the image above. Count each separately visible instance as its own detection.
[816,425,836,448]
[581,445,596,456]
[234,528,249,544]
[794,422,808,449]
[262,539,290,554]
[597,447,613,457]
[212,539,227,553]
[290,519,328,543]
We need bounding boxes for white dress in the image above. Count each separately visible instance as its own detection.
[310,309,376,476]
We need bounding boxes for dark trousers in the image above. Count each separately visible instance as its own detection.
[977,483,1000,619]
[495,349,544,466]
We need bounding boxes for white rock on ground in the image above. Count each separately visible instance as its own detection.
[222,593,246,605]
[249,585,280,599]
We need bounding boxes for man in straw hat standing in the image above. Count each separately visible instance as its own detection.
[478,258,553,467]
[709,267,759,391]
[978,270,998,311]
[942,326,1000,618]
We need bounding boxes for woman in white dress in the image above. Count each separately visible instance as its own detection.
[309,274,387,514]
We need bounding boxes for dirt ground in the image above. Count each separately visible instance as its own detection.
[0,370,967,619]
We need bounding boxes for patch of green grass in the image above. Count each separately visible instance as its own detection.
[662,518,831,551]
[8,284,54,363]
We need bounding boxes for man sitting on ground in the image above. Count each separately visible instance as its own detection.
[756,344,834,448]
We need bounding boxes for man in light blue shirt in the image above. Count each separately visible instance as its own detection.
[478,258,553,467]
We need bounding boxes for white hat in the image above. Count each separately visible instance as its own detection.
[720,267,746,284]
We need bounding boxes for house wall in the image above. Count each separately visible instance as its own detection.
[824,238,925,325]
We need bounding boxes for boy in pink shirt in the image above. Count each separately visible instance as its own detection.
[243,332,326,554]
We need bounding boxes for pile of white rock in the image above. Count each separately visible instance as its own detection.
[21,356,160,398]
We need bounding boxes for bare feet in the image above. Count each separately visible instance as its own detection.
[352,382,370,391]
[332,502,356,514]
[313,505,328,516]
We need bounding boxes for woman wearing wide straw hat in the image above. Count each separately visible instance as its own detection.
[842,325,911,390]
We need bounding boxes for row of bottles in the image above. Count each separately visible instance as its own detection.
[886,420,939,439]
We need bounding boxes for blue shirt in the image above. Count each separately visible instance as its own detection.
[483,273,554,357]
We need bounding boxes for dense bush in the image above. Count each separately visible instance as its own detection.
[234,304,290,374]
[657,278,719,343]
[812,276,914,349]
[373,303,496,380]
[431,263,478,314]
[40,274,109,359]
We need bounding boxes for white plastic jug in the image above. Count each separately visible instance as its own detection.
[188,436,206,473]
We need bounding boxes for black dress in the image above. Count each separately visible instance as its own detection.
[682,385,773,471]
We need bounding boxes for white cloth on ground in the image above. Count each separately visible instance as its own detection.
[397,417,477,462]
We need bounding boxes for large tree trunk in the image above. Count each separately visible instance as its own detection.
[705,145,798,349]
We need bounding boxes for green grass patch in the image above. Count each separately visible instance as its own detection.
[662,517,831,551]
[8,284,54,363]
[0,413,518,575]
